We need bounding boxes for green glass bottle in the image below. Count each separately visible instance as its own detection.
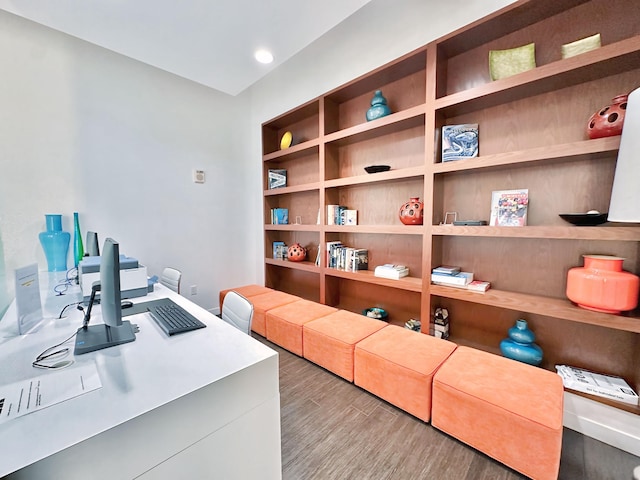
[73,212,84,267]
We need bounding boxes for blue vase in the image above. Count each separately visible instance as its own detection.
[366,90,392,122]
[500,319,543,366]
[39,214,70,272]
[73,212,84,267]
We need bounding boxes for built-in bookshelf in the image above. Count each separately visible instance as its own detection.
[262,0,640,414]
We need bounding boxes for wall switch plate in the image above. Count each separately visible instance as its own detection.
[193,170,205,183]
[190,285,198,295]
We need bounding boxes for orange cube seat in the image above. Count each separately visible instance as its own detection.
[431,346,564,480]
[248,290,300,337]
[218,284,274,309]
[266,300,338,356]
[354,325,456,422]
[302,310,387,382]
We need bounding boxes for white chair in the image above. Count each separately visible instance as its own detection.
[160,267,182,294]
[221,291,253,335]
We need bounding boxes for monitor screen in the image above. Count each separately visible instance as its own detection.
[100,238,122,328]
[86,231,100,256]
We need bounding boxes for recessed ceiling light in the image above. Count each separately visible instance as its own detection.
[255,49,274,64]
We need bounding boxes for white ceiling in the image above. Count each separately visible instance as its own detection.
[0,0,372,96]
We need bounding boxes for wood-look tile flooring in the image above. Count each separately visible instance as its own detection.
[254,335,640,480]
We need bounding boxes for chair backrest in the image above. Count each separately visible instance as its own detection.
[221,291,253,335]
[160,267,182,294]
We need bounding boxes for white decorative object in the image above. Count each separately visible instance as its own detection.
[561,33,601,59]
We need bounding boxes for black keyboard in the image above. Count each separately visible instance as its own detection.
[147,299,206,336]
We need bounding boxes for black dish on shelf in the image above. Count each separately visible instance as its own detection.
[559,213,608,226]
[362,307,389,321]
[364,165,391,174]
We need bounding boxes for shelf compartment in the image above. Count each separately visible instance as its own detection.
[430,284,640,333]
[264,183,320,196]
[265,258,320,273]
[325,165,424,188]
[263,139,320,162]
[434,36,640,117]
[264,190,319,226]
[324,49,426,134]
[325,269,422,293]
[265,264,320,303]
[432,137,620,173]
[431,225,640,241]
[324,225,423,235]
[262,100,320,156]
[265,224,321,232]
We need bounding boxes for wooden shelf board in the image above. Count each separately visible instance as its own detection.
[435,36,640,116]
[323,105,425,145]
[263,139,320,162]
[324,269,423,292]
[565,388,640,416]
[429,284,640,333]
[325,165,425,188]
[264,183,320,196]
[265,258,320,273]
[324,225,424,235]
[432,137,620,174]
[264,224,321,232]
[431,225,640,241]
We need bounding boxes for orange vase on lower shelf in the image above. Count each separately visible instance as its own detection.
[566,255,639,314]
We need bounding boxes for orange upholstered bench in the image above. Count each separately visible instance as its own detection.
[218,284,274,309]
[265,299,338,357]
[431,346,564,480]
[354,325,457,422]
[247,290,300,337]
[302,310,387,382]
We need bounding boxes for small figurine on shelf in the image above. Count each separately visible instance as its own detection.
[366,90,391,122]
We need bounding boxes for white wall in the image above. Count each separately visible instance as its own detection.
[0,10,253,314]
[242,0,516,279]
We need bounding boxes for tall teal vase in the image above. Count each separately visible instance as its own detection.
[500,319,543,366]
[73,212,84,267]
[39,214,71,272]
[366,90,392,122]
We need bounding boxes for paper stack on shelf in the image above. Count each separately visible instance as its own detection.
[374,264,409,279]
[556,365,639,405]
[431,270,474,286]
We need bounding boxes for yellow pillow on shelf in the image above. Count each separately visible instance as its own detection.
[561,33,601,59]
[489,42,536,81]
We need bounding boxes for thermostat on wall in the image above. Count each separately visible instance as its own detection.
[193,169,205,184]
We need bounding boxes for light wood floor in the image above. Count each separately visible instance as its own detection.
[254,335,640,480]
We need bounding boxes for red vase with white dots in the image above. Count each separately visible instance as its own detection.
[399,197,424,225]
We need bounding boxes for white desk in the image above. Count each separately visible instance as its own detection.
[0,273,282,479]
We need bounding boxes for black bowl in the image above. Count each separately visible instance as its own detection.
[364,165,391,174]
[559,213,608,226]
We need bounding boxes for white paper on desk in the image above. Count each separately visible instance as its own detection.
[0,364,102,424]
[14,263,43,334]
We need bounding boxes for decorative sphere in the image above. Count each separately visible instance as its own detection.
[587,94,628,139]
[399,197,424,225]
[287,243,307,262]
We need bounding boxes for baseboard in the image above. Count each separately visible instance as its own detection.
[563,391,640,457]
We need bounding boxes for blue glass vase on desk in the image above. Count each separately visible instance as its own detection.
[39,214,70,272]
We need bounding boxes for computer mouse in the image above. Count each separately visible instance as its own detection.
[121,300,134,309]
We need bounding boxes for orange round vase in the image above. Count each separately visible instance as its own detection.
[566,255,639,314]
[586,94,628,139]
[399,197,424,225]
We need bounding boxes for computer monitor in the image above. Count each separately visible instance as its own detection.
[74,238,136,355]
[86,231,100,256]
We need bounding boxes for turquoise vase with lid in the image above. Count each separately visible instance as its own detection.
[500,319,543,366]
[39,214,70,272]
[366,90,391,122]
[73,212,84,267]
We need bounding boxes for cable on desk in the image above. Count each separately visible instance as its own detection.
[32,329,78,369]
[53,267,79,296]
[58,302,83,319]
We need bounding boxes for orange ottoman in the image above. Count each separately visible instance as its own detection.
[248,291,300,337]
[432,346,563,480]
[302,310,387,382]
[218,284,274,309]
[266,300,338,356]
[354,325,456,422]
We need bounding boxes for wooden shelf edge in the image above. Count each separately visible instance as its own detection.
[432,137,620,174]
[265,258,320,273]
[325,165,425,188]
[429,284,640,333]
[430,224,640,241]
[264,224,321,232]
[264,183,320,196]
[263,138,320,162]
[325,225,424,235]
[324,269,423,292]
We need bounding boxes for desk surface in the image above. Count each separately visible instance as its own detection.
[0,273,279,478]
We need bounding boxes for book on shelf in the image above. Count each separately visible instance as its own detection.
[351,248,368,271]
[442,124,479,162]
[315,244,321,267]
[268,169,287,189]
[271,208,289,225]
[374,264,409,280]
[432,265,461,275]
[431,271,473,286]
[342,209,358,226]
[556,365,639,406]
[466,280,491,292]
[489,189,528,227]
[272,241,287,260]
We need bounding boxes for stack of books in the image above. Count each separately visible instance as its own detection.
[270,208,289,225]
[327,205,358,225]
[556,365,639,405]
[374,264,409,280]
[431,265,490,292]
[404,318,421,332]
[325,241,368,271]
[430,307,449,339]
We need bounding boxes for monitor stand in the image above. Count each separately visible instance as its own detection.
[74,321,136,355]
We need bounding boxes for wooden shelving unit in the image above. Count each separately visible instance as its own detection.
[262,0,640,414]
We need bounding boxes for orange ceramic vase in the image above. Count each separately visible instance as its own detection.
[566,255,639,314]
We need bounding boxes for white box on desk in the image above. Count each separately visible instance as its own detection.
[81,266,148,301]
